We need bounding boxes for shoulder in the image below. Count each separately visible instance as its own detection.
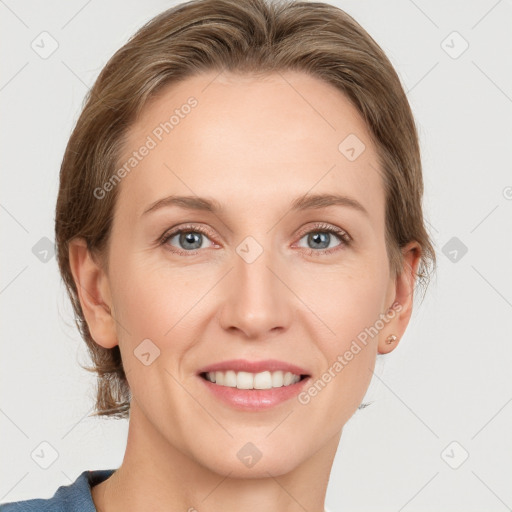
[0,469,116,512]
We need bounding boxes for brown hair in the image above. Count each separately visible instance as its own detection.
[55,0,436,419]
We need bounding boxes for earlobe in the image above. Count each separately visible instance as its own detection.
[68,238,118,349]
[378,241,422,354]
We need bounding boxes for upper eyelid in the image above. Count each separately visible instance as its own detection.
[295,223,350,241]
[161,223,217,241]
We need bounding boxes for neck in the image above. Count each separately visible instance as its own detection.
[92,399,340,512]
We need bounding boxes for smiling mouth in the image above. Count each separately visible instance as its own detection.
[199,370,309,390]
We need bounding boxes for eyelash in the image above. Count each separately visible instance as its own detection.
[159,222,352,257]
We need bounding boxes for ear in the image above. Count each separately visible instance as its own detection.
[378,241,422,354]
[68,238,118,349]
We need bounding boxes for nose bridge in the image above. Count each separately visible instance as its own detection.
[218,237,291,337]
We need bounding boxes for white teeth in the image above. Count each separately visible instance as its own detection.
[254,371,272,389]
[204,370,302,389]
[271,371,284,388]
[237,371,254,389]
[283,372,294,386]
[224,370,237,387]
[215,371,225,386]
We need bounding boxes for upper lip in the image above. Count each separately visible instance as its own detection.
[197,359,310,376]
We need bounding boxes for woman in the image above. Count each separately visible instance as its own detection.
[1,0,435,510]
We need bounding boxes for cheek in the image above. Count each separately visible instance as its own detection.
[296,260,388,398]
[293,259,389,338]
[108,258,205,406]
[109,253,213,350]
[105,257,216,457]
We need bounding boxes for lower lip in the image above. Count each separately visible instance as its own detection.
[198,375,311,411]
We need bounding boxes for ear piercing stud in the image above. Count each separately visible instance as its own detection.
[385,334,398,344]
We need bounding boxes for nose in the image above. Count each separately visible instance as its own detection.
[217,245,293,340]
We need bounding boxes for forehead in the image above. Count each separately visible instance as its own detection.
[115,70,384,224]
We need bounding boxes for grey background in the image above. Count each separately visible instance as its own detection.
[1,1,511,510]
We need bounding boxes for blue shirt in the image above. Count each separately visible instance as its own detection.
[0,469,116,511]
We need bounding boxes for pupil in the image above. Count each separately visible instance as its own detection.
[181,232,202,250]
[310,232,329,249]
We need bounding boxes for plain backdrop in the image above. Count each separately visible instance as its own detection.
[1,1,511,511]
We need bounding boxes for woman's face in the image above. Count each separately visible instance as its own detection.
[77,70,418,477]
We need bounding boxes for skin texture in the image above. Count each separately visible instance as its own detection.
[69,70,421,512]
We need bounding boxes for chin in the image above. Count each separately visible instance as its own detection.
[195,440,307,478]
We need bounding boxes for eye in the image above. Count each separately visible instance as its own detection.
[160,224,217,255]
[295,222,351,256]
[159,222,351,257]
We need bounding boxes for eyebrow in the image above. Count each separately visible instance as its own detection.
[142,193,369,218]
